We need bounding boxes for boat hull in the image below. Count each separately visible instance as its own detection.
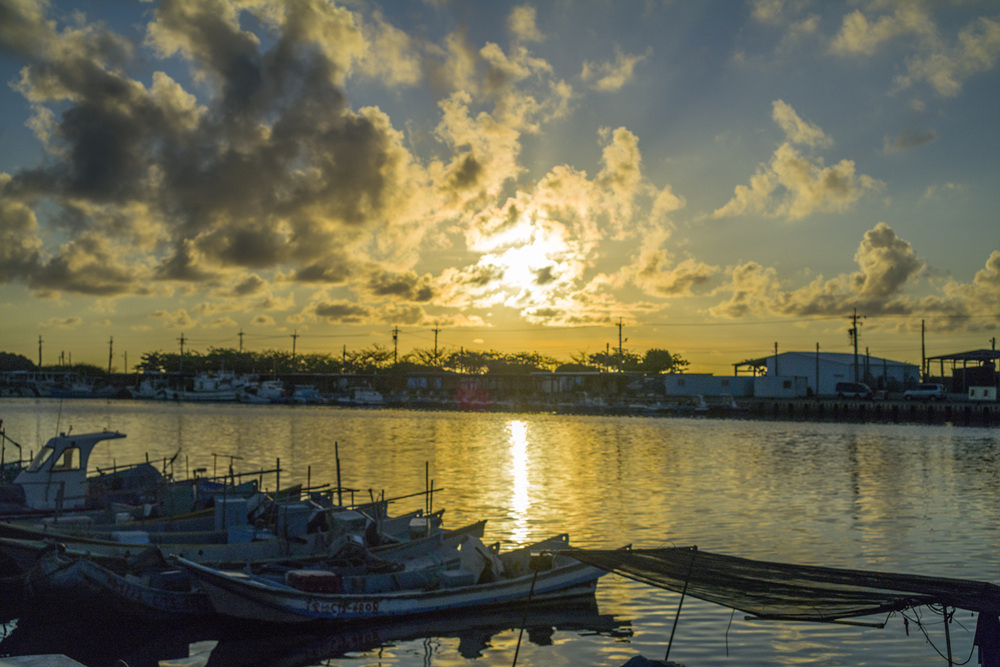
[177,554,604,624]
[24,552,211,619]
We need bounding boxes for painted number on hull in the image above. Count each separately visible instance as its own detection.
[307,598,380,616]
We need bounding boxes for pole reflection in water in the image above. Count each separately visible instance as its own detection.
[507,419,531,544]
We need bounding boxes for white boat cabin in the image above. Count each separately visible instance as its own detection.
[13,430,126,511]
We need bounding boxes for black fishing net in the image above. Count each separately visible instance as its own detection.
[568,547,1000,621]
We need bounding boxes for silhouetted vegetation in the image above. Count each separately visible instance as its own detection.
[0,352,34,372]
[1,345,689,376]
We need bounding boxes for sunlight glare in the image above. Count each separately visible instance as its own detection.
[507,419,531,543]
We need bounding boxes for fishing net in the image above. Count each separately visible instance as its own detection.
[568,546,1000,621]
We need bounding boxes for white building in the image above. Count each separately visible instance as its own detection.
[735,351,920,397]
[662,373,755,398]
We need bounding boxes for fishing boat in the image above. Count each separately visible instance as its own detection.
[0,430,165,517]
[4,519,489,620]
[173,534,608,624]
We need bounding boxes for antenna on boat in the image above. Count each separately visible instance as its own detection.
[55,400,64,437]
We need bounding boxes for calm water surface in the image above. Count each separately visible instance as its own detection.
[1,398,998,666]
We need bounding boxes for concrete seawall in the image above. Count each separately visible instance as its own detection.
[743,399,1000,427]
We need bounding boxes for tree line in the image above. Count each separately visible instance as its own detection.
[0,346,689,376]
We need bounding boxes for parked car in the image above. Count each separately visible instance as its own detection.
[904,383,947,401]
[835,382,873,400]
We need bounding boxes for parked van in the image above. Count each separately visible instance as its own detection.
[835,382,873,400]
[903,383,947,401]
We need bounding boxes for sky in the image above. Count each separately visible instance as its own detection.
[0,0,998,375]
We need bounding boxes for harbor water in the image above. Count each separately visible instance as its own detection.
[1,398,998,666]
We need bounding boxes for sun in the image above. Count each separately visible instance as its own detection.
[489,218,571,297]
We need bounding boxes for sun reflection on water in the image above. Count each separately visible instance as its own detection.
[508,419,531,543]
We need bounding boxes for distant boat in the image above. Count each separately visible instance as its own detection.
[338,387,383,407]
[163,371,252,402]
[129,376,168,400]
[49,376,120,399]
[292,384,326,405]
[240,379,287,404]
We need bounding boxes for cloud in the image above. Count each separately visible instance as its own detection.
[581,47,649,92]
[714,102,882,221]
[150,308,195,329]
[830,6,936,57]
[508,6,544,43]
[714,143,883,221]
[750,0,787,25]
[883,127,937,153]
[362,269,437,302]
[850,222,924,298]
[312,300,372,323]
[710,261,782,318]
[771,100,831,148]
[637,255,720,297]
[705,223,997,332]
[29,233,150,296]
[251,314,275,326]
[829,5,1000,97]
[38,316,84,330]
[895,16,1000,97]
[227,273,268,298]
[0,175,43,281]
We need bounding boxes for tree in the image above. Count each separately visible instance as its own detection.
[641,348,689,374]
[346,345,394,373]
[0,352,35,372]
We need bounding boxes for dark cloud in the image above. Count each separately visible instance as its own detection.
[1,0,421,294]
[292,259,352,284]
[28,235,143,296]
[155,240,224,282]
[230,273,267,297]
[448,153,483,190]
[534,265,557,285]
[0,179,41,281]
[364,269,436,302]
[314,300,371,322]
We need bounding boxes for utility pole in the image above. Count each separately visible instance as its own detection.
[774,341,779,376]
[238,329,244,353]
[178,333,186,373]
[815,343,820,399]
[108,336,113,374]
[849,309,864,383]
[392,327,399,364]
[921,319,926,381]
[617,318,625,372]
[291,330,298,361]
[38,335,43,367]
[432,325,441,366]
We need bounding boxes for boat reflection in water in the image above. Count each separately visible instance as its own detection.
[0,595,628,667]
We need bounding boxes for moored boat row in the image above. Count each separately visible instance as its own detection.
[0,424,609,630]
